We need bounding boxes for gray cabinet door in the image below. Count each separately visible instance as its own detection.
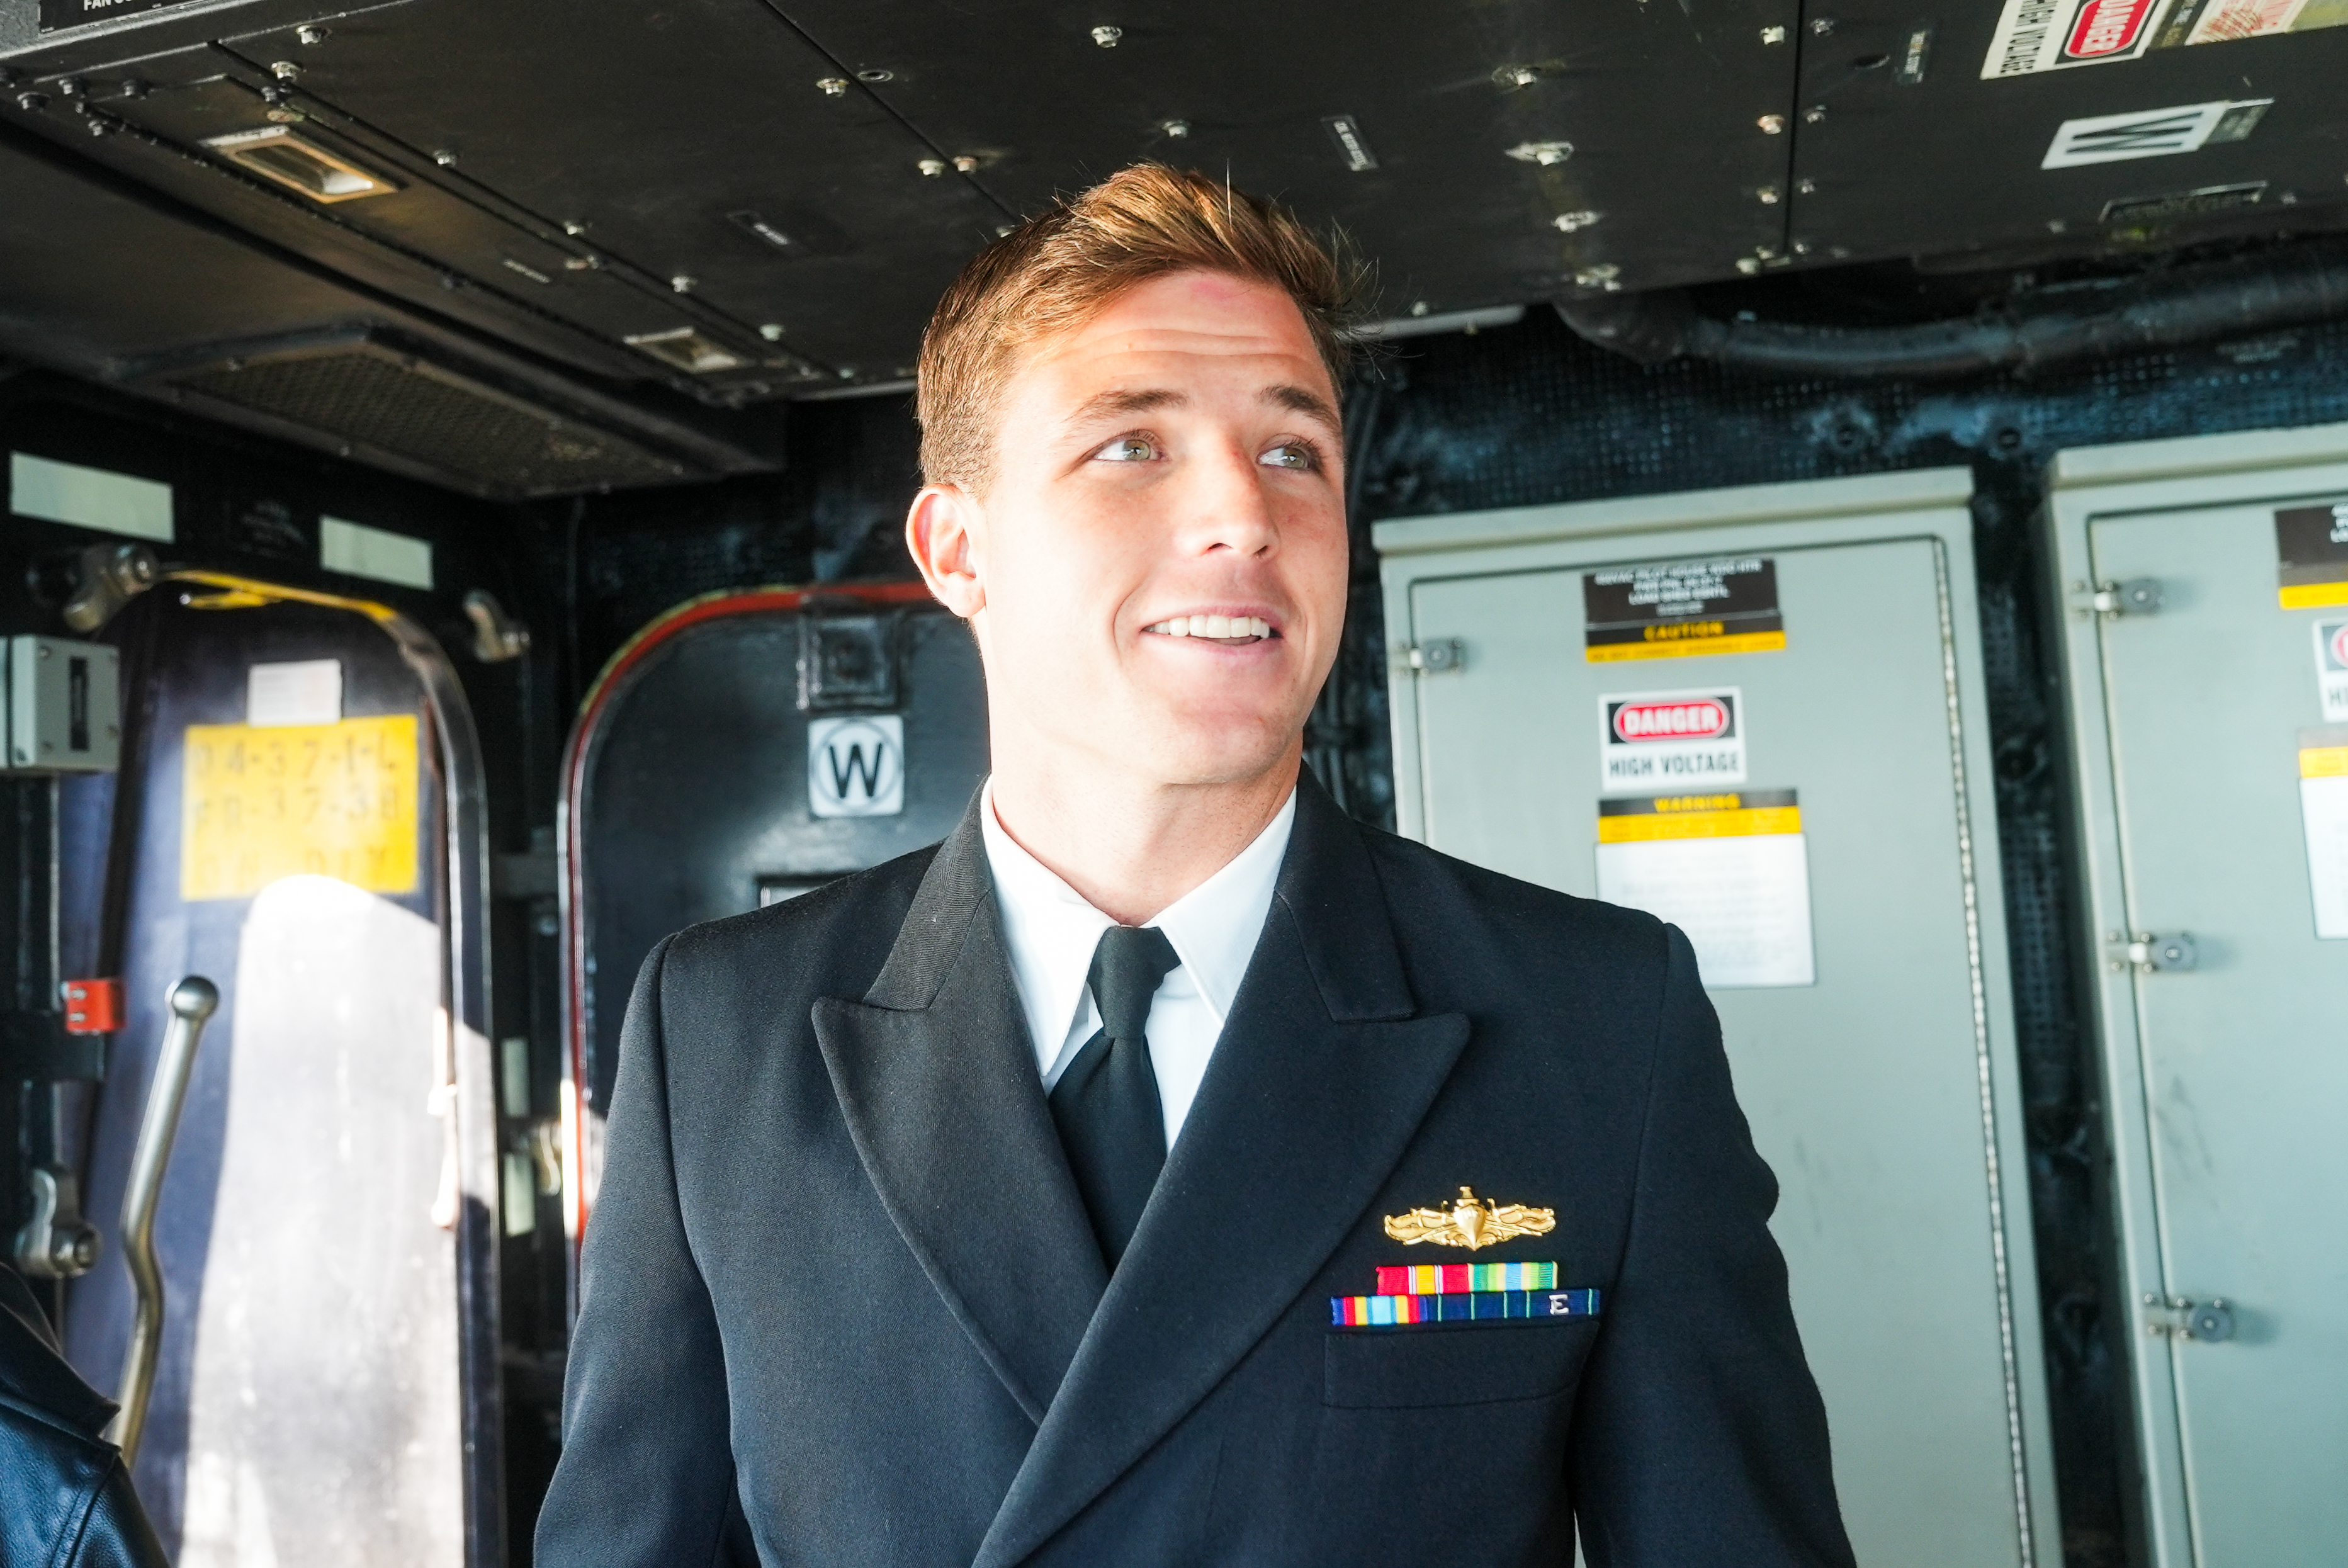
[1384,479,2052,1568]
[2075,499,2348,1567]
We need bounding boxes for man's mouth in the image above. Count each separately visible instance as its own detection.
[1143,614,1276,645]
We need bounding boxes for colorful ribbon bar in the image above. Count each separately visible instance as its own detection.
[1331,1288,1602,1328]
[1373,1261,1558,1296]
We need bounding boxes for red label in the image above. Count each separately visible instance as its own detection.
[2330,625,2348,667]
[1612,698,1730,743]
[2065,0,2157,58]
[62,977,124,1035]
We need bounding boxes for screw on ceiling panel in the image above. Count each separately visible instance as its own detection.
[1761,24,1787,42]
[2047,218,2067,232]
[1795,177,1817,193]
[433,149,458,166]
[1736,257,1761,274]
[1496,64,1539,87]
[1804,105,1826,123]
[16,92,49,111]
[563,220,587,234]
[59,76,86,97]
[1504,139,1572,165]
[670,274,695,292]
[816,77,849,95]
[1754,244,1779,259]
[563,256,594,270]
[1758,114,1784,133]
[269,60,301,81]
[1811,16,1835,32]
[855,68,893,82]
[1758,185,1781,204]
[1793,240,1812,254]
[86,114,116,137]
[1574,264,1621,291]
[1409,300,1430,316]
[1092,25,1123,45]
[918,157,945,176]
[1554,209,1600,232]
[760,324,785,341]
[1161,118,1189,137]
[120,78,148,99]
[952,154,979,171]
[296,23,328,44]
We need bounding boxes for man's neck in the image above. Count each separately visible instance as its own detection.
[987,743,1301,927]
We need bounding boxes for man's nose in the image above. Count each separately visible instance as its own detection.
[1173,441,1280,556]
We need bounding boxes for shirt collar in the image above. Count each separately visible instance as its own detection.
[979,778,1296,1060]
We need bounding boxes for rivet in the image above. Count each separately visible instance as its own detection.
[1161,118,1190,138]
[58,76,86,98]
[855,68,893,82]
[816,77,849,96]
[120,77,149,99]
[1804,105,1826,123]
[1409,300,1430,317]
[1811,16,1835,33]
[2047,218,2067,233]
[1553,210,1600,232]
[1760,24,1787,42]
[269,60,301,81]
[917,157,945,176]
[296,23,329,45]
[563,256,592,270]
[1795,177,1817,194]
[1736,257,1761,274]
[951,154,978,172]
[1792,240,1812,254]
[1498,65,1538,87]
[670,274,695,293]
[433,149,458,166]
[1758,113,1785,133]
[1091,25,1123,46]
[16,91,48,111]
[760,324,786,341]
[563,220,588,235]
[1758,185,1781,204]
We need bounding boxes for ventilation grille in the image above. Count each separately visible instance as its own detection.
[169,346,691,496]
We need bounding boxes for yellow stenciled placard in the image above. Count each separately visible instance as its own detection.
[2301,745,2348,779]
[181,714,421,900]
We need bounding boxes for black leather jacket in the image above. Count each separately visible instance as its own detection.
[1,1264,169,1568]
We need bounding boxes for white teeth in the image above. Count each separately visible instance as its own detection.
[1146,616,1274,639]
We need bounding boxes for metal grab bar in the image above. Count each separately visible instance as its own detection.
[104,976,218,1464]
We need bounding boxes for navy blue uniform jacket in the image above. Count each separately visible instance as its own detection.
[537,774,1854,1567]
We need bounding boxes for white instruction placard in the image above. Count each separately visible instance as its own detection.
[1598,688,1746,794]
[1594,791,1815,988]
[2298,728,2348,938]
[246,660,343,728]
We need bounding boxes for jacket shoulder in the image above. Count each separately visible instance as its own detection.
[658,840,941,986]
[1360,819,1667,947]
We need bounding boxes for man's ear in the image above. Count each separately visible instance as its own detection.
[906,483,985,618]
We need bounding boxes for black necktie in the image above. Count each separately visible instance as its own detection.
[1049,924,1181,1268]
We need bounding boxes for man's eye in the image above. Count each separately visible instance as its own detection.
[1260,443,1318,470]
[1093,436,1160,463]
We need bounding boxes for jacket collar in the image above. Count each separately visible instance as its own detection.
[812,793,1109,1424]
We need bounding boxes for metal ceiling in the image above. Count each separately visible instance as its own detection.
[3,0,2345,494]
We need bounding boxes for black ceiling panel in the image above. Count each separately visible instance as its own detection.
[215,0,1015,381]
[1786,4,2348,269]
[779,0,1803,304]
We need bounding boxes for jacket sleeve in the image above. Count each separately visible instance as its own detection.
[1569,925,1857,1568]
[536,935,748,1567]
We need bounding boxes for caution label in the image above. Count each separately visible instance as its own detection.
[2277,500,2348,609]
[1583,557,1785,663]
[2299,725,2348,939]
[1599,689,1746,793]
[181,714,421,901]
[1596,789,1801,842]
[1982,0,2347,77]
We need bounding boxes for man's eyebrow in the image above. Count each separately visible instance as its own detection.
[1066,387,1188,426]
[1264,383,1343,434]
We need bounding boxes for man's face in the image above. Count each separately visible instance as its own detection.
[917,269,1350,792]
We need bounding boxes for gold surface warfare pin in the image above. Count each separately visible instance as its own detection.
[1384,1187,1556,1250]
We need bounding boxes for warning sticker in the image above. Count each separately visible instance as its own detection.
[2298,726,2348,937]
[2313,622,2348,720]
[2276,500,2348,609]
[1983,0,2348,76]
[1599,688,1746,793]
[1583,557,1785,663]
[181,714,420,901]
[1594,791,1814,988]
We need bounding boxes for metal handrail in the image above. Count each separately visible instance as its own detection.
[104,975,218,1464]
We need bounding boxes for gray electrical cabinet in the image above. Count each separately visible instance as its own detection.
[1377,469,2059,1568]
[2046,423,2348,1568]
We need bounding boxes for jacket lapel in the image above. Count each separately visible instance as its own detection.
[974,776,1470,1567]
[812,796,1107,1424]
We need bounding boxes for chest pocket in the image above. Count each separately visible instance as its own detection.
[1322,1319,1596,1409]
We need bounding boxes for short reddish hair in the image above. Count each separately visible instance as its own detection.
[915,164,1362,492]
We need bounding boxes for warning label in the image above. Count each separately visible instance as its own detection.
[1983,0,2348,77]
[2315,621,2348,721]
[1594,791,1814,988]
[2275,499,2348,609]
[1599,688,1746,793]
[1583,557,1785,663]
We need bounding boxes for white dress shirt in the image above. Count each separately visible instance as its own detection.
[978,778,1296,1149]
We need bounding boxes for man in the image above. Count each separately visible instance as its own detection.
[538,165,1853,1566]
